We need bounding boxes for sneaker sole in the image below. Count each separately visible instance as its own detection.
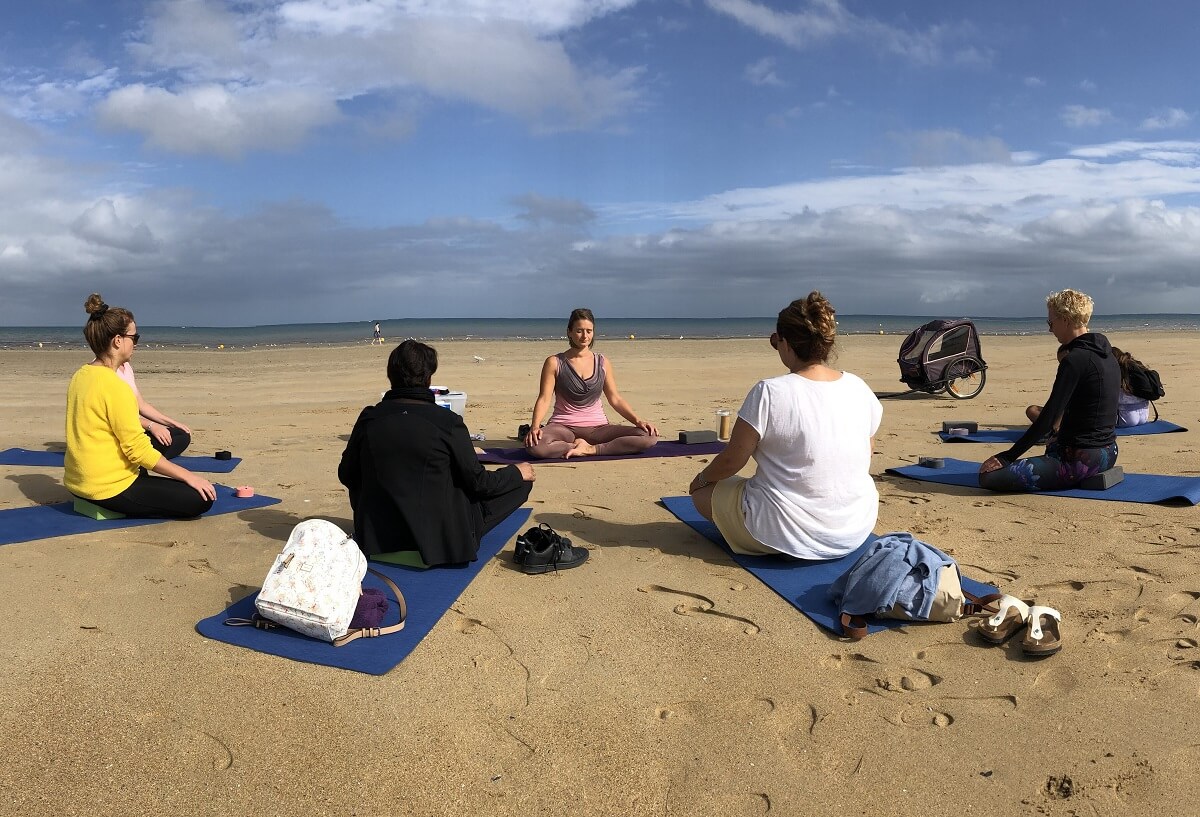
[521,555,588,574]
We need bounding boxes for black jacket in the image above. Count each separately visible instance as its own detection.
[338,398,524,565]
[1000,332,1120,462]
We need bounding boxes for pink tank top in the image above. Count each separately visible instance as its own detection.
[548,352,608,427]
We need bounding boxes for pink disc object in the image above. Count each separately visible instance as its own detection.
[234,486,255,498]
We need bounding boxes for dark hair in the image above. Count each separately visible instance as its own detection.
[568,308,594,328]
[387,339,438,388]
[776,291,837,364]
[567,307,595,348]
[1110,346,1141,394]
[82,293,134,358]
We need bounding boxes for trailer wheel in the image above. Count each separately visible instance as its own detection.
[945,357,986,399]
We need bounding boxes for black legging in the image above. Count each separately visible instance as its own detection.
[148,427,191,460]
[87,472,214,519]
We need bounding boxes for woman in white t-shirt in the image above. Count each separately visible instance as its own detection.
[687,292,882,560]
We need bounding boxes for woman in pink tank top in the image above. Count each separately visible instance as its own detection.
[524,308,659,459]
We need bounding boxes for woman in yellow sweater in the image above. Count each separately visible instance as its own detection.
[64,294,216,518]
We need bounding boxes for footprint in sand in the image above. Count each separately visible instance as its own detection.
[895,694,1018,729]
[654,696,776,725]
[820,652,879,669]
[637,584,761,634]
[861,667,943,696]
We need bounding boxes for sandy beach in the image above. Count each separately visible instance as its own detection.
[2,332,1199,816]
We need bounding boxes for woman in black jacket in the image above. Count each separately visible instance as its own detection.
[979,289,1119,491]
[338,340,534,566]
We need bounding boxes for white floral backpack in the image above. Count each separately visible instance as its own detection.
[231,519,406,646]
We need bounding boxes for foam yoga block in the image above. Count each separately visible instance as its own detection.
[72,498,126,520]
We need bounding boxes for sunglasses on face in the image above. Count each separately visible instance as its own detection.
[119,332,141,345]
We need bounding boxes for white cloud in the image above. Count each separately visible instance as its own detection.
[90,0,646,153]
[1023,76,1044,88]
[10,139,1200,323]
[893,129,1011,167]
[1060,104,1112,128]
[1140,108,1191,131]
[96,83,342,157]
[71,199,160,253]
[744,57,783,87]
[706,0,969,65]
[278,0,639,36]
[1079,79,1097,93]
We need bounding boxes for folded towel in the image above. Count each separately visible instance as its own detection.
[349,587,388,629]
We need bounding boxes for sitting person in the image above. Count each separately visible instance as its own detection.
[339,339,535,566]
[687,292,882,560]
[65,294,216,518]
[980,289,1119,491]
[96,359,193,459]
[1111,347,1153,427]
[524,308,659,459]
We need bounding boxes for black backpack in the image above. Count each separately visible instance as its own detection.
[1125,360,1165,401]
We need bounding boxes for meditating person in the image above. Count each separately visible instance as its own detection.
[980,289,1119,491]
[686,292,882,560]
[65,294,216,518]
[339,339,536,567]
[96,359,193,459]
[1111,347,1153,428]
[524,308,659,459]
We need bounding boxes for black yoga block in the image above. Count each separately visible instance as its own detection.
[918,457,945,468]
[678,430,718,444]
[1080,467,1123,490]
[215,450,232,460]
[942,421,978,433]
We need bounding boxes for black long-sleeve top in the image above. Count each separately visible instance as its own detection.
[338,396,524,565]
[998,332,1120,463]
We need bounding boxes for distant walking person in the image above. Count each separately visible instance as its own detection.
[371,321,384,345]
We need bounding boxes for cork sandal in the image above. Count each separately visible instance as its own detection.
[1021,605,1063,657]
[978,595,1032,644]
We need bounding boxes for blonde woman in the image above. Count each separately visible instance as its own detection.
[980,289,1119,491]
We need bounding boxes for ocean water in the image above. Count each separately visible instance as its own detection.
[2,314,1198,350]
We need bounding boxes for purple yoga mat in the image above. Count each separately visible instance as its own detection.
[478,439,725,464]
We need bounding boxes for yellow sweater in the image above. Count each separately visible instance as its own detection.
[64,364,162,500]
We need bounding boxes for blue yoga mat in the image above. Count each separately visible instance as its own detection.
[937,419,1187,444]
[195,507,532,675]
[660,496,996,636]
[0,447,242,473]
[887,457,1200,505]
[0,487,281,547]
[478,440,724,465]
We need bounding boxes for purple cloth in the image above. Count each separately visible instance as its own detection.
[477,439,726,464]
[349,588,388,629]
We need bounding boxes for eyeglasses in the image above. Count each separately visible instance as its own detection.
[1046,318,1054,329]
[119,332,141,345]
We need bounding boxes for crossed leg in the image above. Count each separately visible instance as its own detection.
[526,423,658,459]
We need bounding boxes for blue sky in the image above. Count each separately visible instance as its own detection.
[3,0,1200,325]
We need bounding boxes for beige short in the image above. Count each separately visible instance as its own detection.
[710,477,778,556]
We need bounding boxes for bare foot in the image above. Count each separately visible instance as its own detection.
[474,446,486,455]
[563,439,597,458]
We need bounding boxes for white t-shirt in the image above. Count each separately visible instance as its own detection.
[737,371,883,560]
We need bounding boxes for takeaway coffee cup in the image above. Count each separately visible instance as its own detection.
[716,409,732,441]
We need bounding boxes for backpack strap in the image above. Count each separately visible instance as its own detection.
[333,568,408,647]
[961,590,1002,616]
[838,613,870,640]
[1151,401,1159,422]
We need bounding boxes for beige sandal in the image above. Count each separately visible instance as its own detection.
[978,595,1031,644]
[1021,605,1063,656]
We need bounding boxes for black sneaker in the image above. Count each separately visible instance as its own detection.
[514,523,588,574]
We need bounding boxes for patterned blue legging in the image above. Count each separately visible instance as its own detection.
[979,442,1118,492]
